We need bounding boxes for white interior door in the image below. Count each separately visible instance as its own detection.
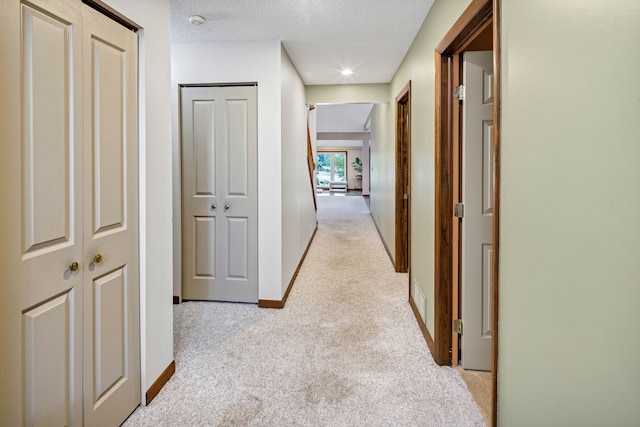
[461,50,494,371]
[0,1,139,425]
[82,6,140,426]
[181,85,258,303]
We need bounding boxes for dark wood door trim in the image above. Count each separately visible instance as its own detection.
[433,0,500,425]
[436,0,492,54]
[433,52,453,366]
[491,1,501,424]
[451,14,493,369]
[395,81,411,273]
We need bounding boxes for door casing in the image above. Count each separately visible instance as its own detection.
[395,82,411,273]
[431,0,501,425]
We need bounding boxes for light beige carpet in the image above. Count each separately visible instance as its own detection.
[124,196,485,426]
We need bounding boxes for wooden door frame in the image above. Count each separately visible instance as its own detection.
[450,17,494,369]
[395,81,411,273]
[433,0,500,425]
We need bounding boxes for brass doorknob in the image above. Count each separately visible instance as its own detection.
[93,254,103,264]
[69,261,79,272]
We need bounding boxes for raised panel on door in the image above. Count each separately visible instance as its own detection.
[92,268,127,403]
[482,121,494,215]
[23,290,76,427]
[22,4,74,255]
[82,6,139,426]
[181,85,257,303]
[194,100,217,197]
[461,50,493,371]
[91,37,125,235]
[226,99,249,197]
[195,216,217,278]
[0,1,83,425]
[482,244,493,338]
[227,217,248,279]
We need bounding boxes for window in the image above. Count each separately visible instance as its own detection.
[316,152,346,187]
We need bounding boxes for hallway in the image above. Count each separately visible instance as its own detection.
[124,196,484,426]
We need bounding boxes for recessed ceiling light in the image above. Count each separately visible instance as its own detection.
[341,69,354,76]
[189,15,205,25]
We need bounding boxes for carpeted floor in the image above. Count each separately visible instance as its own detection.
[123,196,485,426]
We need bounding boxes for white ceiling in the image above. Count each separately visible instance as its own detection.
[316,104,373,133]
[316,104,373,148]
[170,0,435,85]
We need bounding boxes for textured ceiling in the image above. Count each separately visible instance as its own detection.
[170,0,435,85]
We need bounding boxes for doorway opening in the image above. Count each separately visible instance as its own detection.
[395,82,411,273]
[432,0,501,425]
[312,103,373,198]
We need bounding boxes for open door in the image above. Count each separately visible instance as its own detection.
[460,51,494,371]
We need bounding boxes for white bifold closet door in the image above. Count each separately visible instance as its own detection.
[0,1,140,426]
[181,85,258,303]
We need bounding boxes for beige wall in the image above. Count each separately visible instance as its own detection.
[388,0,473,332]
[498,0,640,424]
[368,103,396,259]
[306,84,390,104]
[281,45,317,294]
[384,0,640,422]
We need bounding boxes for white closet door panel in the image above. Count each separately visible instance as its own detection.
[1,1,83,425]
[2,1,139,426]
[181,86,257,303]
[83,5,139,426]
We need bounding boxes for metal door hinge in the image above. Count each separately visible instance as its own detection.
[454,203,464,218]
[454,319,463,335]
[454,85,466,100]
